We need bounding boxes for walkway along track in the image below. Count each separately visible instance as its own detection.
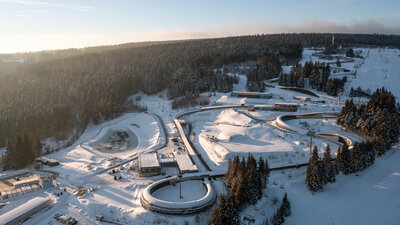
[174,119,212,172]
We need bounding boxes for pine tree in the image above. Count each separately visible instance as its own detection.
[306,146,322,193]
[258,157,266,188]
[225,195,240,225]
[271,211,284,225]
[265,158,270,181]
[336,144,352,174]
[210,195,240,225]
[234,174,247,208]
[280,193,291,217]
[245,155,259,204]
[323,145,336,183]
[317,159,327,191]
[346,48,355,57]
[210,195,225,225]
[336,58,341,67]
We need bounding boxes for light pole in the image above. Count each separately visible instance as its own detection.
[178,172,183,199]
[307,131,316,154]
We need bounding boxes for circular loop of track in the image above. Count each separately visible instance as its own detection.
[140,175,217,214]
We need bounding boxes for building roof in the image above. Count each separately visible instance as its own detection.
[37,157,59,164]
[159,157,175,164]
[139,153,160,168]
[13,178,39,187]
[0,197,50,224]
[232,91,272,95]
[173,152,198,173]
[275,102,299,106]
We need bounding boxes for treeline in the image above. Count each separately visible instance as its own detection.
[336,142,375,175]
[0,34,303,170]
[281,33,400,48]
[0,34,306,161]
[349,86,371,98]
[1,131,42,170]
[211,155,270,225]
[337,88,400,155]
[307,88,400,193]
[306,142,376,193]
[4,33,399,65]
[247,53,285,92]
[278,61,347,96]
[171,94,210,109]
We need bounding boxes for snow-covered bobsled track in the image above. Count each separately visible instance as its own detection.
[140,175,217,214]
[274,112,353,146]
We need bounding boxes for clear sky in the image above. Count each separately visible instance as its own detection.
[1,0,399,53]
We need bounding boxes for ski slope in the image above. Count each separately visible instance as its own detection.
[346,48,400,99]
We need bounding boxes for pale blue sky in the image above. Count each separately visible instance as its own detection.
[1,0,399,53]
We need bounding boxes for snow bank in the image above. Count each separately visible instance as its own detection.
[215,109,253,126]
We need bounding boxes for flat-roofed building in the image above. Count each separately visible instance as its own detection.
[138,153,161,177]
[39,176,54,189]
[13,178,39,189]
[0,197,51,225]
[231,91,272,99]
[293,96,310,101]
[274,103,299,112]
[35,157,59,167]
[172,151,198,173]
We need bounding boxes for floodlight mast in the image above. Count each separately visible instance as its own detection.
[307,131,316,154]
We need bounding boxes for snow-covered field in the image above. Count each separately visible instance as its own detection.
[346,48,400,99]
[1,47,399,225]
[285,147,400,225]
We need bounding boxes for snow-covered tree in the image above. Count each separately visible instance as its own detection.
[336,144,352,175]
[306,146,322,193]
[323,145,336,183]
[280,193,291,217]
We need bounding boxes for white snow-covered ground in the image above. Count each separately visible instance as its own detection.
[345,48,400,99]
[187,106,358,169]
[240,146,400,225]
[285,147,400,225]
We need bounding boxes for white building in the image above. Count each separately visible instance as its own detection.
[138,153,161,177]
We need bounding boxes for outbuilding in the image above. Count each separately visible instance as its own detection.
[274,103,299,112]
[293,96,310,101]
[39,176,54,189]
[138,153,161,177]
[231,91,272,99]
[0,197,51,225]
